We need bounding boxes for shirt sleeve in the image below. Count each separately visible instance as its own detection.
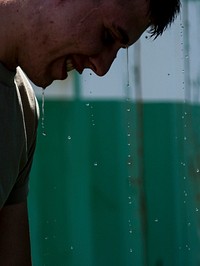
[5,132,37,205]
[5,67,39,206]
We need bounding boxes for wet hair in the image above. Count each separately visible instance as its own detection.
[115,0,181,38]
[148,0,181,38]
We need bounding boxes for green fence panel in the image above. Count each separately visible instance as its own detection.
[28,100,200,266]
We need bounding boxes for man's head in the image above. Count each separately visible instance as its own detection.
[3,0,180,87]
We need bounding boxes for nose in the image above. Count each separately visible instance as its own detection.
[89,47,120,76]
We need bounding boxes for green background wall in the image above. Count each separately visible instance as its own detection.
[28,100,200,266]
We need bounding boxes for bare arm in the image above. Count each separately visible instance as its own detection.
[0,201,32,266]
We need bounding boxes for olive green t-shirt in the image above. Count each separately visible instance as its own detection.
[0,63,39,209]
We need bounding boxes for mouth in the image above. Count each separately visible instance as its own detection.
[66,58,75,72]
[66,56,84,75]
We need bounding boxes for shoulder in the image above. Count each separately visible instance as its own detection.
[15,67,39,147]
[15,67,39,118]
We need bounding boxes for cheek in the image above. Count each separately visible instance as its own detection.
[75,27,104,55]
[74,11,104,55]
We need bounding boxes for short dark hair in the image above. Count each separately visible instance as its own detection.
[148,0,181,38]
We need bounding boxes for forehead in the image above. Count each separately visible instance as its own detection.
[100,0,149,45]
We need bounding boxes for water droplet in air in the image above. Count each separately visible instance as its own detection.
[94,162,98,167]
[67,136,72,140]
[154,218,159,223]
[185,244,190,251]
[197,169,199,173]
[41,88,47,136]
[126,47,130,88]
[196,208,199,212]
[130,248,133,253]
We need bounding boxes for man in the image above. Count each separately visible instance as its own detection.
[0,0,180,264]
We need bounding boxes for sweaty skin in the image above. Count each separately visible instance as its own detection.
[0,0,150,87]
[0,0,149,87]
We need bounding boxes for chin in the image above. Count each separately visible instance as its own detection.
[29,76,53,89]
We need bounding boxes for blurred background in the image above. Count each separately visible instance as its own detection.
[28,0,200,265]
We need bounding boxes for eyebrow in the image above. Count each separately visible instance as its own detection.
[116,26,130,46]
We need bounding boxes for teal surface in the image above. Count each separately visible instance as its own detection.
[28,101,200,266]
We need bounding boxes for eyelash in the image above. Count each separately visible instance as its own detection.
[103,28,115,46]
